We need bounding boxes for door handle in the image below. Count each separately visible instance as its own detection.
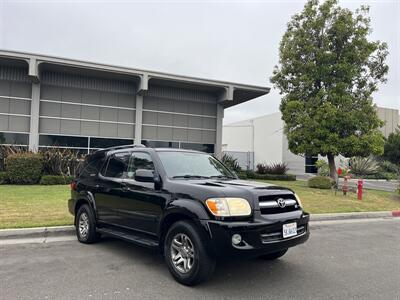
[121,182,129,191]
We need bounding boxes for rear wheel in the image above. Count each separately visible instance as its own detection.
[75,204,100,244]
[258,249,288,260]
[164,220,215,286]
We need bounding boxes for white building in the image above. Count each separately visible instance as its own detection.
[222,107,399,175]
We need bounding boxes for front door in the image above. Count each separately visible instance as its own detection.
[119,151,167,234]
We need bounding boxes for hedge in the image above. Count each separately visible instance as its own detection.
[5,153,43,184]
[40,175,74,185]
[0,171,8,184]
[308,176,333,189]
[238,171,296,181]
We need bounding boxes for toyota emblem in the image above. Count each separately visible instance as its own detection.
[276,198,286,208]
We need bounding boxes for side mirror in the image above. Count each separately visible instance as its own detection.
[134,169,155,183]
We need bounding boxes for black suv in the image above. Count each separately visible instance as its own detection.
[68,145,309,285]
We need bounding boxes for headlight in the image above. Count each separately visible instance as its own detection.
[205,197,251,217]
[294,194,302,208]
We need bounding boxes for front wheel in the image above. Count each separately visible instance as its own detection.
[258,249,288,260]
[164,220,215,286]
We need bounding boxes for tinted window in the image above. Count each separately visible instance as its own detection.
[0,132,29,145]
[180,143,214,153]
[141,140,179,148]
[39,135,88,148]
[127,152,154,179]
[79,155,105,177]
[104,152,131,178]
[90,138,133,149]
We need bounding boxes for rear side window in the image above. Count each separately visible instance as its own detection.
[79,155,104,178]
[104,152,131,178]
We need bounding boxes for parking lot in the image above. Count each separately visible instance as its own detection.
[1,218,399,300]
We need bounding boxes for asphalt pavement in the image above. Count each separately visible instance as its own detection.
[1,218,399,300]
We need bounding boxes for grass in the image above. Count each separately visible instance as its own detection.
[0,185,73,229]
[0,181,399,229]
[261,180,400,214]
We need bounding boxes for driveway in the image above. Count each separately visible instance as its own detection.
[1,218,399,299]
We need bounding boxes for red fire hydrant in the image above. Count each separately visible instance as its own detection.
[357,179,363,201]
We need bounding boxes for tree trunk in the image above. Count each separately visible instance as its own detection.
[327,153,337,182]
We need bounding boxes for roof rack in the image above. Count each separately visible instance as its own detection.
[100,144,146,151]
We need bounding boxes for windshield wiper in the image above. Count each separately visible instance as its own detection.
[172,175,211,179]
[209,175,236,180]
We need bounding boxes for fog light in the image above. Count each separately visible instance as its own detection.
[232,234,242,245]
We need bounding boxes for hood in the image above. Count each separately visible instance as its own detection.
[165,178,295,208]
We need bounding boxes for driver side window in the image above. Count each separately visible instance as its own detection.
[127,152,155,179]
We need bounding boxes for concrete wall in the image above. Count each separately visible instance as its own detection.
[223,112,284,169]
[377,107,400,137]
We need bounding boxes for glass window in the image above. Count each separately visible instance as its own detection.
[158,151,234,179]
[127,152,154,179]
[141,140,179,148]
[39,135,88,148]
[104,152,131,178]
[90,137,133,149]
[0,132,29,145]
[180,143,214,153]
[79,154,106,178]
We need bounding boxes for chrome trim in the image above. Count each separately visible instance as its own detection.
[258,199,297,208]
[261,228,307,244]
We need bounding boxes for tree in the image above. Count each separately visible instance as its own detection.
[271,0,388,181]
[383,127,400,166]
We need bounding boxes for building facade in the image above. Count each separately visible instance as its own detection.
[0,50,269,154]
[223,107,400,174]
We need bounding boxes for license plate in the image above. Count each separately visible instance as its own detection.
[283,222,297,238]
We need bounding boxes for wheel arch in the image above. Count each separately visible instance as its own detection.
[158,199,212,251]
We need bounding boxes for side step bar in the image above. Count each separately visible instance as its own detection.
[97,227,159,248]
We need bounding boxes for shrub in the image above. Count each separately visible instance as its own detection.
[220,154,241,173]
[244,170,296,181]
[40,175,74,185]
[308,176,333,189]
[256,162,288,175]
[315,160,330,176]
[379,160,399,174]
[0,171,8,184]
[349,156,379,176]
[5,153,43,184]
[40,147,82,176]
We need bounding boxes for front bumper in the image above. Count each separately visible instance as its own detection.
[203,211,310,258]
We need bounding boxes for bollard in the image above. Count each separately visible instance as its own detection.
[357,179,363,200]
[342,176,349,196]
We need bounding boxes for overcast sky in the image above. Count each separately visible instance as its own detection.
[0,0,398,124]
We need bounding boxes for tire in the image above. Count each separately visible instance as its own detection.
[258,249,288,260]
[164,220,216,286]
[75,204,100,244]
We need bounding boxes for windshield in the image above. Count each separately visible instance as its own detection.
[158,151,236,179]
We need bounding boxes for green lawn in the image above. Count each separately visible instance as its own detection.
[0,185,73,229]
[261,180,400,214]
[0,182,399,229]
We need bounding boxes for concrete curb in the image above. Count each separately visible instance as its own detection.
[310,211,399,221]
[0,225,75,239]
[0,211,399,240]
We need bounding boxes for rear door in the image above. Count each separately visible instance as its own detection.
[95,151,131,226]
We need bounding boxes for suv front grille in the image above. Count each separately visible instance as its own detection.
[258,194,299,214]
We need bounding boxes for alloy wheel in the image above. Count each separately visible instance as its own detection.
[170,233,195,274]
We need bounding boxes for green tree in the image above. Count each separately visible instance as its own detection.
[271,0,388,181]
[383,127,400,166]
